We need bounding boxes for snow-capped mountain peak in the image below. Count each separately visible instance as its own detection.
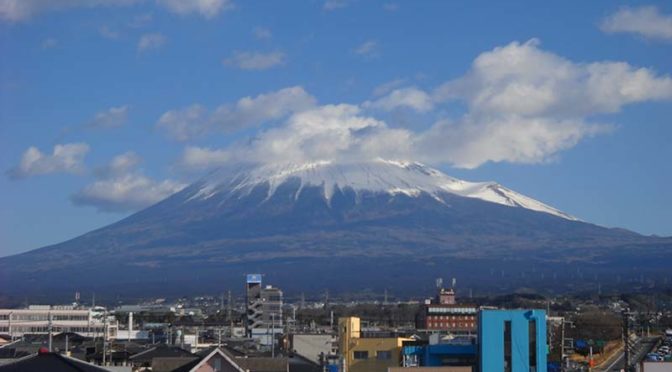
[189,159,577,220]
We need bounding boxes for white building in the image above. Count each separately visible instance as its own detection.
[0,305,117,340]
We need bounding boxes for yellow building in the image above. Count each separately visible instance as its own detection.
[339,317,412,372]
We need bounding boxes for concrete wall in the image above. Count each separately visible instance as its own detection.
[293,334,334,364]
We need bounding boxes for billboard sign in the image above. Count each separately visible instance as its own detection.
[247,274,262,283]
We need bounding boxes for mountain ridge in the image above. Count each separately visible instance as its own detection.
[0,159,669,298]
[187,159,577,220]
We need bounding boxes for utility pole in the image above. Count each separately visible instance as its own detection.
[561,318,574,371]
[7,312,12,342]
[622,310,630,372]
[227,290,232,323]
[102,313,108,366]
[271,313,275,358]
[48,311,53,352]
[561,318,566,370]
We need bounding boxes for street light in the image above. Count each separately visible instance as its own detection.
[7,312,13,342]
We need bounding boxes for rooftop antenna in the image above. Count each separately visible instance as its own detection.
[435,278,443,290]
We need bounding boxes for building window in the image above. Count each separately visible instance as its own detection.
[504,320,512,372]
[377,351,392,360]
[353,351,368,360]
[529,319,537,370]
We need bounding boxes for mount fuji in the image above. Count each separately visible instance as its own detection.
[1,159,669,300]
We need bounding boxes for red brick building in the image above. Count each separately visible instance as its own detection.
[415,288,478,333]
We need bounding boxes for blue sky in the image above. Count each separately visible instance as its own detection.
[1,0,671,256]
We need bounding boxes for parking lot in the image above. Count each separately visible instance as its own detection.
[645,335,672,362]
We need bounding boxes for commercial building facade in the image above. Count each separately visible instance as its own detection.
[478,309,547,372]
[416,288,478,334]
[0,305,117,339]
[338,316,412,372]
[245,274,283,345]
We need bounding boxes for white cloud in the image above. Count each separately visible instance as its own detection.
[72,152,186,212]
[8,143,90,179]
[178,146,230,170]
[156,104,208,141]
[72,174,185,212]
[128,12,153,28]
[187,39,672,170]
[156,0,233,18]
[0,0,231,22]
[323,0,348,11]
[238,104,402,164]
[99,25,120,39]
[383,3,399,12]
[253,27,272,40]
[364,87,433,113]
[156,86,316,141]
[41,37,58,49]
[414,115,611,169]
[137,32,166,52]
[223,50,286,70]
[434,39,672,117]
[89,105,130,128]
[222,101,609,170]
[601,6,672,41]
[0,0,140,22]
[372,78,407,96]
[212,86,317,132]
[94,151,141,178]
[354,40,379,57]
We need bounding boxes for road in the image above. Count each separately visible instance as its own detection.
[597,336,659,372]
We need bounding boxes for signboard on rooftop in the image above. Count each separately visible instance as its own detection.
[247,274,262,283]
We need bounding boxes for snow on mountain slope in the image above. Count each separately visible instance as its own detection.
[188,159,577,221]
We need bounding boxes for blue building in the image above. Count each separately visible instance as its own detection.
[478,309,547,372]
[401,342,477,367]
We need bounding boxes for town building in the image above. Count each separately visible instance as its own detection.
[401,340,477,368]
[416,288,478,334]
[338,316,412,372]
[245,274,284,345]
[0,306,117,340]
[478,309,547,372]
